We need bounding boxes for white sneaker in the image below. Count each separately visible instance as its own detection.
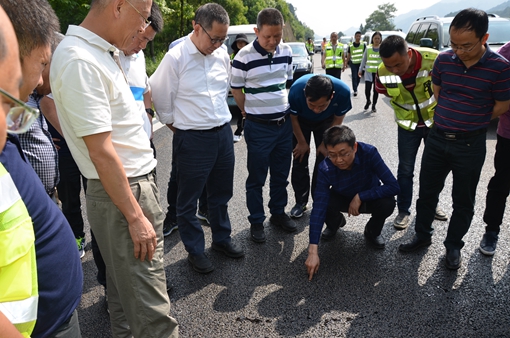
[233,135,242,143]
[393,212,410,230]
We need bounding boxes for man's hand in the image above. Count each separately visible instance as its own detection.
[128,214,158,262]
[317,142,328,158]
[52,137,61,150]
[293,142,310,162]
[305,244,320,280]
[348,193,362,216]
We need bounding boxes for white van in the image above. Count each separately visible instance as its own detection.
[224,24,257,55]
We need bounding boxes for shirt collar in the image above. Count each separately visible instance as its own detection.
[253,38,280,56]
[66,25,119,55]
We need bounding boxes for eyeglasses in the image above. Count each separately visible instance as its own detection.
[449,39,481,53]
[125,0,151,29]
[198,23,228,45]
[328,151,352,160]
[0,88,40,134]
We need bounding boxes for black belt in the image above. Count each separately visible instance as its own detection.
[246,114,288,126]
[432,125,487,140]
[185,123,227,132]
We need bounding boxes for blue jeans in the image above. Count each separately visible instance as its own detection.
[244,118,293,224]
[414,127,486,250]
[397,126,429,214]
[349,62,361,93]
[173,125,234,255]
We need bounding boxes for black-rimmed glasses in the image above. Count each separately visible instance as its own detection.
[198,23,228,45]
[1,88,40,134]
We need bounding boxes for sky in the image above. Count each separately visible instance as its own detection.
[288,0,442,37]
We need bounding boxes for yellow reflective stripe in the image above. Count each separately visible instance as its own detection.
[0,295,38,324]
[0,173,21,213]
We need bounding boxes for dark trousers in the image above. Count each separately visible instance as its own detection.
[166,157,208,223]
[244,117,293,224]
[232,106,244,136]
[326,67,341,79]
[325,189,395,236]
[291,115,333,204]
[415,127,486,250]
[484,134,510,234]
[173,125,234,255]
[365,80,378,106]
[397,126,429,214]
[349,62,361,93]
[58,155,87,239]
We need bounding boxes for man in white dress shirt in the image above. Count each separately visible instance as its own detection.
[150,3,244,274]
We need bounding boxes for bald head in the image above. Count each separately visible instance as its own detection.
[0,6,23,150]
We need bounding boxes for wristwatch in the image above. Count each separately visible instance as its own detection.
[145,108,155,118]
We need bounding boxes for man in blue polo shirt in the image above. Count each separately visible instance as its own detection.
[399,8,510,270]
[288,74,351,218]
[305,125,399,280]
[231,8,295,243]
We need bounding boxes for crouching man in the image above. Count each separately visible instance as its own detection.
[305,125,399,280]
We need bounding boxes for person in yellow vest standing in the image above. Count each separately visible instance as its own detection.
[345,31,366,96]
[359,31,382,112]
[375,35,448,230]
[0,9,37,338]
[305,38,314,54]
[321,37,327,56]
[322,32,345,79]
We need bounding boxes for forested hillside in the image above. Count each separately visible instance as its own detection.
[48,0,314,54]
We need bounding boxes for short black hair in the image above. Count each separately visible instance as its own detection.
[380,35,408,58]
[355,31,362,36]
[0,0,60,60]
[371,31,382,44]
[195,3,229,31]
[257,8,284,30]
[450,8,488,39]
[323,125,356,148]
[149,1,164,33]
[304,75,334,102]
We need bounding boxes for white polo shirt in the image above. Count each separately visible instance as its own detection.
[119,50,152,139]
[49,25,156,179]
[149,33,231,130]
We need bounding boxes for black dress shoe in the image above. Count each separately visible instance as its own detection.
[399,236,432,252]
[445,249,461,270]
[188,253,214,274]
[321,227,339,241]
[270,213,297,232]
[364,230,386,249]
[212,241,245,258]
[250,223,266,243]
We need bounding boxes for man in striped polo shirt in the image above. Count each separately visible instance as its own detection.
[399,8,510,270]
[231,8,296,243]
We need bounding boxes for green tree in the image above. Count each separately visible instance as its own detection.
[48,0,89,33]
[359,23,365,34]
[364,3,397,32]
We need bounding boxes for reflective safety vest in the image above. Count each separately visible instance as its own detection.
[349,42,365,64]
[365,45,381,73]
[377,47,439,131]
[305,42,314,53]
[0,163,38,337]
[324,43,343,69]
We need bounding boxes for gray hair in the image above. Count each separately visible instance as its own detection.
[195,3,229,31]
[0,0,60,60]
[257,8,284,30]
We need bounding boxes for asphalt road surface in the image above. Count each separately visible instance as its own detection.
[77,53,510,337]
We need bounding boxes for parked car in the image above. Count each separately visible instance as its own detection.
[405,14,510,51]
[287,42,314,85]
[225,24,257,111]
[314,39,323,53]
